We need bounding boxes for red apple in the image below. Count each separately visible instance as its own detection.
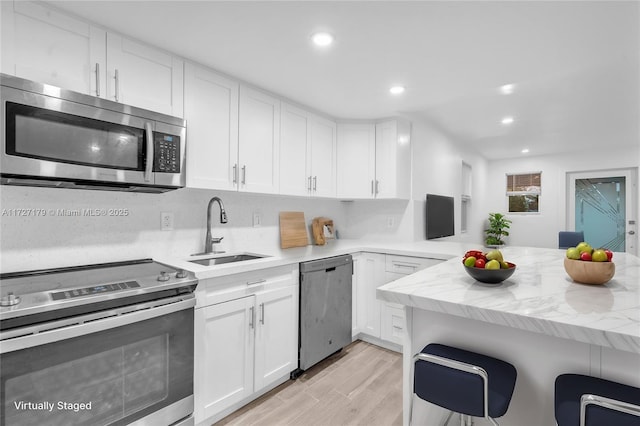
[604,249,613,261]
[474,258,486,268]
[580,251,592,261]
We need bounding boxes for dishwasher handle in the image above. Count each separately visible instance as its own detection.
[299,254,353,274]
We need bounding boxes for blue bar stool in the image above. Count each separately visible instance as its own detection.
[558,231,585,249]
[411,343,517,426]
[555,374,640,426]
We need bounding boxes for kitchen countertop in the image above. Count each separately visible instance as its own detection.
[376,246,640,354]
[156,239,473,279]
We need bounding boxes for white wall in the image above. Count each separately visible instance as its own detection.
[486,146,639,249]
[0,186,347,272]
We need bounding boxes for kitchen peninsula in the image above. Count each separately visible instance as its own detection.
[377,246,640,426]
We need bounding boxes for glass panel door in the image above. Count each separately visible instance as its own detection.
[568,168,637,255]
[575,176,625,251]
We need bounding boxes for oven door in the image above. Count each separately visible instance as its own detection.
[0,296,194,426]
[1,85,155,185]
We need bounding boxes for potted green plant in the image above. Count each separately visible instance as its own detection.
[485,213,512,247]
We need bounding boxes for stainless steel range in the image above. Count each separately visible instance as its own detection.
[0,259,197,426]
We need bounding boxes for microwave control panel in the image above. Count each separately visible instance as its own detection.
[153,132,181,173]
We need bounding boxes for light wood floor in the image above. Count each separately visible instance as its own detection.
[215,340,403,426]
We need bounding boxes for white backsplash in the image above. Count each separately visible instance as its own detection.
[0,186,349,272]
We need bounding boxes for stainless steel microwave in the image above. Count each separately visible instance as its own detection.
[1,74,186,193]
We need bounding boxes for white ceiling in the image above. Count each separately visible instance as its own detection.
[48,1,639,160]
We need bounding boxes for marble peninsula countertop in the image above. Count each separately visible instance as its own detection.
[377,246,640,354]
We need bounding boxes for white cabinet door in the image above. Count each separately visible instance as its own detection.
[239,86,280,193]
[195,296,254,422]
[374,120,398,199]
[184,63,239,190]
[254,285,298,390]
[106,32,184,117]
[279,102,311,196]
[1,1,105,96]
[355,252,386,338]
[336,123,376,199]
[375,119,411,199]
[310,116,337,198]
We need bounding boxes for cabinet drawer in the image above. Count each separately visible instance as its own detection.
[385,255,443,275]
[381,302,405,346]
[196,264,298,307]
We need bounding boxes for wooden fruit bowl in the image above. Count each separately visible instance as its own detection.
[564,258,615,285]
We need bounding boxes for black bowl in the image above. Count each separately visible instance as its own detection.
[463,262,516,284]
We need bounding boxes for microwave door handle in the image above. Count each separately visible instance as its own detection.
[144,122,154,182]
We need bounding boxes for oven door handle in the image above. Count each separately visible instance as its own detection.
[0,295,195,354]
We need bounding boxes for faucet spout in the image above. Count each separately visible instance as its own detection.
[205,197,227,254]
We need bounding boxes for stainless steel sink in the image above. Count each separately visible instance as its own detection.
[188,253,269,266]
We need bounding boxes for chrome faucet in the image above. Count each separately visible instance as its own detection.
[204,196,228,254]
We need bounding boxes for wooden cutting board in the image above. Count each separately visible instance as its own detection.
[279,212,309,249]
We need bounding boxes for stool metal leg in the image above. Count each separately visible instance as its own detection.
[580,394,640,426]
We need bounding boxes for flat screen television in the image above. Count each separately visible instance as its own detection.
[426,194,455,239]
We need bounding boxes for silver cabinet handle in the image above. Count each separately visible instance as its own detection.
[233,164,238,184]
[307,176,312,191]
[241,165,246,185]
[249,306,255,329]
[375,180,380,195]
[260,303,265,325]
[247,278,266,286]
[313,176,317,191]
[95,63,100,97]
[114,69,120,102]
[371,180,374,195]
[144,122,154,182]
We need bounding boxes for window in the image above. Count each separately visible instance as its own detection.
[506,172,541,213]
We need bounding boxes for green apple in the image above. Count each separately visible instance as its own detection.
[576,242,593,254]
[566,247,581,260]
[485,250,504,262]
[464,256,477,267]
[500,261,510,269]
[485,259,501,270]
[592,249,608,262]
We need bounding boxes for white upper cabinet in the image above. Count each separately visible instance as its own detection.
[106,32,184,117]
[1,1,184,117]
[279,103,337,197]
[374,119,411,199]
[1,1,106,96]
[184,63,239,191]
[279,103,311,196]
[238,86,281,194]
[336,119,411,199]
[336,123,376,199]
[309,115,337,198]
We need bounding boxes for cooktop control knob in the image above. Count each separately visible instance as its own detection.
[0,292,21,307]
[157,271,171,282]
[176,269,188,279]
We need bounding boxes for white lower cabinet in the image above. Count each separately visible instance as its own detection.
[354,253,445,348]
[194,265,298,425]
[353,252,386,339]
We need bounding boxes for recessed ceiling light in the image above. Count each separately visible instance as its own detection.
[521,148,530,154]
[501,116,514,125]
[389,85,405,95]
[311,32,334,47]
[500,84,515,95]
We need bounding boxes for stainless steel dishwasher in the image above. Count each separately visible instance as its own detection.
[294,254,353,376]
